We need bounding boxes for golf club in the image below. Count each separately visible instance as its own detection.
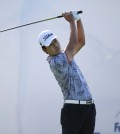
[0,10,83,33]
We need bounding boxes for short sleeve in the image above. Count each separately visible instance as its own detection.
[48,52,69,73]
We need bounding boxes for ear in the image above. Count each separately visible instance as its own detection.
[42,46,48,54]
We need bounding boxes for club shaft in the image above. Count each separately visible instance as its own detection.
[0,10,83,33]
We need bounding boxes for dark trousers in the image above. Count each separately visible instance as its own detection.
[60,103,96,134]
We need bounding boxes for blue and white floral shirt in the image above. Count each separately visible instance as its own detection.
[47,52,92,101]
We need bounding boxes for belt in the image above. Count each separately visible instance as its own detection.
[64,99,94,105]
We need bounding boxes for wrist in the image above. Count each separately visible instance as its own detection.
[69,20,75,24]
[76,18,81,22]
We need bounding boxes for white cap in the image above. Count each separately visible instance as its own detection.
[38,30,57,47]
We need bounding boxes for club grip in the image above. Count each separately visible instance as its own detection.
[77,10,83,14]
[57,10,83,18]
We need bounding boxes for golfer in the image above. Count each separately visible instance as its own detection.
[38,11,96,134]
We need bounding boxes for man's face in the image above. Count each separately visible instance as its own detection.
[43,39,61,56]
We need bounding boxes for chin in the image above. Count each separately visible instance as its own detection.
[53,52,60,56]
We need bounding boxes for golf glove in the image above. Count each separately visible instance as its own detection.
[71,11,81,21]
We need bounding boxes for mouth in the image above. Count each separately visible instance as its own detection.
[55,46,60,51]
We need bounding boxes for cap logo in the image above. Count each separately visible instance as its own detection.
[43,33,53,41]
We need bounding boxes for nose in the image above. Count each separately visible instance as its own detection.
[54,43,57,47]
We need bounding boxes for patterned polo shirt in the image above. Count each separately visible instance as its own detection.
[47,52,92,101]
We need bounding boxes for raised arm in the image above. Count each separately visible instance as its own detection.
[62,12,77,62]
[62,11,85,62]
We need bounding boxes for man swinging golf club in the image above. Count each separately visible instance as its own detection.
[38,11,96,134]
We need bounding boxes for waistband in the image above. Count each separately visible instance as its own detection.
[64,99,94,105]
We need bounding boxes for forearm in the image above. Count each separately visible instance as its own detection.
[69,21,77,47]
[77,19,85,45]
[72,19,85,55]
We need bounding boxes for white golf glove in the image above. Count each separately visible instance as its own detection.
[71,11,81,21]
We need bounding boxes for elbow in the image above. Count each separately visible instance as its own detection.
[82,39,85,46]
[82,36,85,46]
[78,38,85,47]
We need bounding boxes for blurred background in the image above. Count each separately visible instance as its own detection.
[0,0,120,134]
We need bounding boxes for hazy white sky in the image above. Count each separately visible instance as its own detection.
[0,0,120,134]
